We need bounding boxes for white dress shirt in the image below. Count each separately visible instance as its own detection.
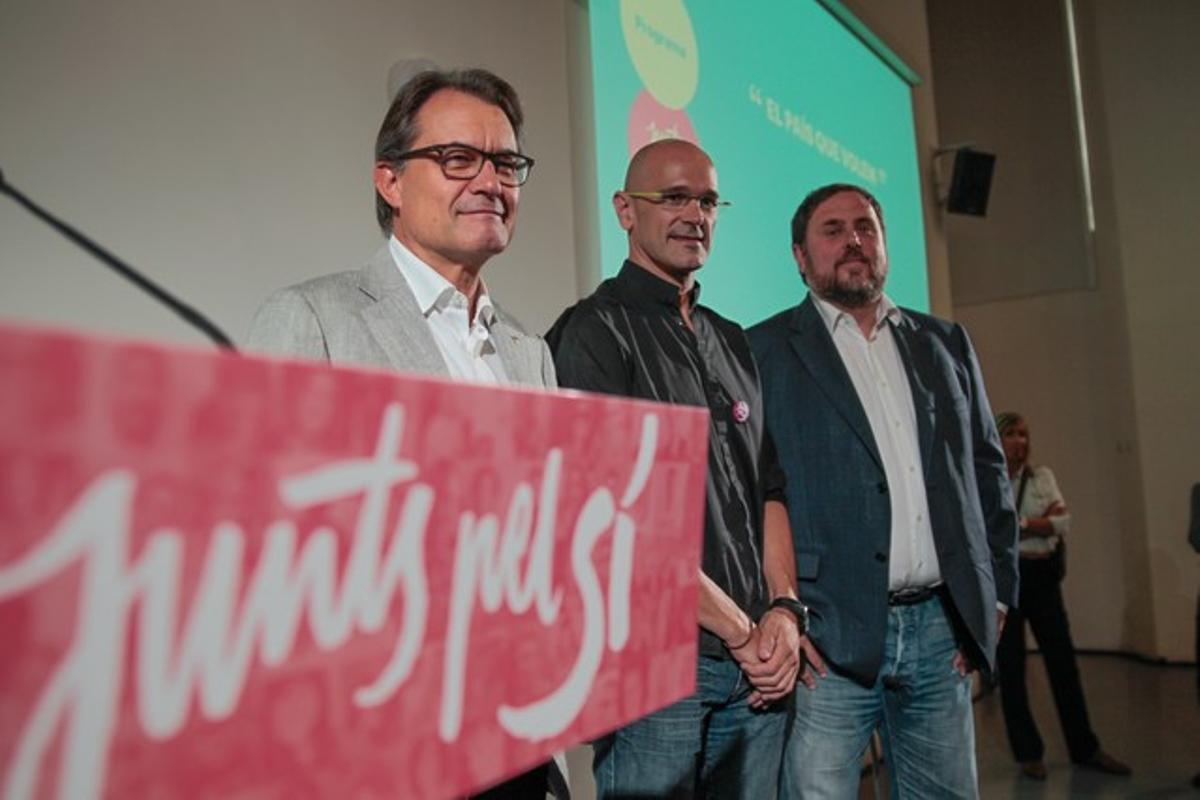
[813,294,940,591]
[1011,464,1071,556]
[388,236,508,385]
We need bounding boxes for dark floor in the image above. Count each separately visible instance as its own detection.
[972,654,1198,799]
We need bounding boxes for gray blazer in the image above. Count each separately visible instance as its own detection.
[245,245,556,388]
[749,296,1018,684]
[247,247,565,797]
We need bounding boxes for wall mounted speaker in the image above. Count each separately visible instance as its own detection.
[947,148,996,216]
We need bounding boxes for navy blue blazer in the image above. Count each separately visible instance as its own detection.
[748,296,1018,684]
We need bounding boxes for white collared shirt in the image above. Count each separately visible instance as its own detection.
[388,236,508,385]
[813,294,940,591]
[1011,464,1071,556]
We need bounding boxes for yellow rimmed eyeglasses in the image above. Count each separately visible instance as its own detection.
[624,191,732,214]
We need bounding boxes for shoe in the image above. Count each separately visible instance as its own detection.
[1076,750,1132,776]
[1019,761,1047,781]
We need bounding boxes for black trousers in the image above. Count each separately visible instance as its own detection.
[996,557,1100,764]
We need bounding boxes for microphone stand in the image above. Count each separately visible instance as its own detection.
[0,167,237,351]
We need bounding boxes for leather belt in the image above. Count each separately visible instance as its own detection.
[887,584,946,606]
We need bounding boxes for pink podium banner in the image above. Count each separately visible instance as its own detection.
[0,324,708,799]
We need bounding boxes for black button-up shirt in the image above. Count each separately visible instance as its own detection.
[547,261,785,659]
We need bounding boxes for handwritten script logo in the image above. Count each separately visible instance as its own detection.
[0,403,659,800]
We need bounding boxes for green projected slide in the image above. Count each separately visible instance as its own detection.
[589,0,929,323]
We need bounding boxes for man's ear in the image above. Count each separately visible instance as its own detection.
[613,192,635,233]
[792,243,810,285]
[373,162,403,215]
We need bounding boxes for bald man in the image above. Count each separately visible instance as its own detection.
[547,140,808,798]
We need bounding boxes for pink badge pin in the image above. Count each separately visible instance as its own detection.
[732,400,750,423]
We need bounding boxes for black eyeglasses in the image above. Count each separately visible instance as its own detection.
[388,143,534,187]
[624,190,732,214]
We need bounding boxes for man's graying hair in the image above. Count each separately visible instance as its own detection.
[373,68,524,235]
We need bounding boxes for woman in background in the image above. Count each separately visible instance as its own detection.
[994,411,1131,781]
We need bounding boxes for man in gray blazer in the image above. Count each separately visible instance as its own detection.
[246,67,554,391]
[247,68,560,799]
[748,183,1018,798]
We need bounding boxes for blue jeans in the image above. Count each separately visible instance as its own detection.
[593,656,787,799]
[783,596,977,799]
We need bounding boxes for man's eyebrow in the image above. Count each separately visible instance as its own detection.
[442,141,522,155]
[446,141,520,155]
[658,185,719,196]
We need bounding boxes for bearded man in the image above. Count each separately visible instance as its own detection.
[747,183,1019,798]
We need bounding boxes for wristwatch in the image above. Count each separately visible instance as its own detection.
[768,596,810,637]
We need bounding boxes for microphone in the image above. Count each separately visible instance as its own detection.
[0,166,237,351]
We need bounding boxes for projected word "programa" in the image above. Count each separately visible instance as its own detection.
[0,403,660,800]
[633,13,688,58]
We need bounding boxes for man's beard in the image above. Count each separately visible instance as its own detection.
[813,268,884,308]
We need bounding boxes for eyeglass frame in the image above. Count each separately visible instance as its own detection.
[622,190,732,214]
[386,142,535,187]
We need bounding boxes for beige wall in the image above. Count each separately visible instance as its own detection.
[937,0,1199,659]
[0,0,579,341]
[928,0,1094,306]
[1081,0,1200,661]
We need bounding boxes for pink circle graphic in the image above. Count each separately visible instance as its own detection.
[627,90,700,156]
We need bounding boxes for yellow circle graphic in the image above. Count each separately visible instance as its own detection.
[620,0,699,110]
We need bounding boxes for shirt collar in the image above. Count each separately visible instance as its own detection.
[811,292,901,335]
[615,260,701,313]
[389,236,496,327]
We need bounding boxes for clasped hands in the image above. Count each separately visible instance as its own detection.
[728,607,827,709]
